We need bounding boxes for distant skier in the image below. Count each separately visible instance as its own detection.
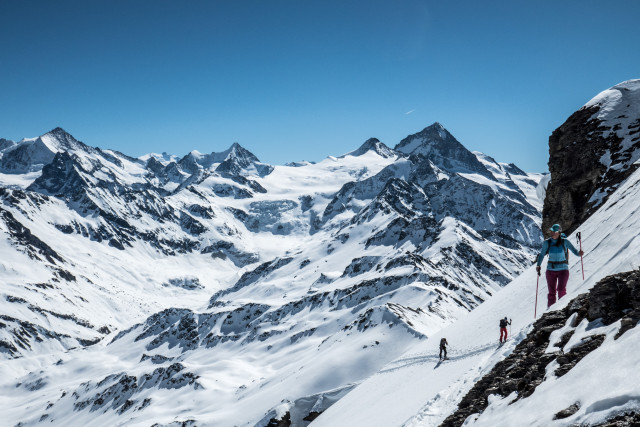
[499,317,511,343]
[439,338,448,360]
[536,224,583,308]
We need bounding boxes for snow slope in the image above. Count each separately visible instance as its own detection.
[315,148,640,426]
[0,124,544,426]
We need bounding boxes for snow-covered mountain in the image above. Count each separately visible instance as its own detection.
[313,79,640,427]
[0,121,545,426]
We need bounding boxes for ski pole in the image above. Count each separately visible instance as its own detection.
[577,232,584,280]
[534,273,539,319]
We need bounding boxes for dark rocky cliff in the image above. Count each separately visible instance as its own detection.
[542,80,640,236]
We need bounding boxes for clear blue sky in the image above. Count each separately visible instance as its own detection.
[1,0,639,172]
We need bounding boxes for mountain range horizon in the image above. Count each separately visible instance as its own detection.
[2,79,640,426]
[0,121,534,172]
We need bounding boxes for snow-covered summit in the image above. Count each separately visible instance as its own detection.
[173,142,271,178]
[342,138,396,158]
[395,122,493,177]
[583,78,640,112]
[583,79,640,166]
[0,127,92,175]
[0,123,545,426]
[42,127,89,151]
[215,142,273,177]
[139,152,179,165]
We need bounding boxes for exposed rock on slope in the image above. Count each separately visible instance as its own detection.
[395,122,492,177]
[1,124,544,426]
[440,269,640,427]
[543,79,640,235]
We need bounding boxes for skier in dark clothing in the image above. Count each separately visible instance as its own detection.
[439,338,448,360]
[499,317,511,343]
[536,224,583,307]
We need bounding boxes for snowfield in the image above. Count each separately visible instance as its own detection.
[315,128,640,427]
[10,82,640,425]
[0,122,547,426]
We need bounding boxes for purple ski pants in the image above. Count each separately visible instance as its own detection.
[546,269,570,307]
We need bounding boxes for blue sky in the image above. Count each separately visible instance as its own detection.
[1,0,639,172]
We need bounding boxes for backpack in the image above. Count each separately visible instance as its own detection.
[499,319,507,328]
[542,237,569,268]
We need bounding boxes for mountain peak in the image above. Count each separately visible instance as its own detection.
[219,142,259,164]
[393,123,492,177]
[419,122,451,139]
[342,138,395,158]
[45,127,78,143]
[48,126,71,135]
[215,143,272,177]
[394,123,457,157]
[41,127,89,153]
[427,121,445,130]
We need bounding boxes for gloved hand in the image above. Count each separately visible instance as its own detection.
[536,265,541,276]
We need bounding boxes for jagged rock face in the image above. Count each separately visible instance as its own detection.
[0,205,64,265]
[543,80,640,235]
[0,128,93,174]
[28,151,89,196]
[0,138,16,152]
[216,142,274,177]
[0,138,59,173]
[395,122,492,177]
[424,174,540,245]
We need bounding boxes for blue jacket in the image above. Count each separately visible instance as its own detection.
[537,236,580,271]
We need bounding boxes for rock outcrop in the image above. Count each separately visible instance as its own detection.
[543,80,640,235]
[440,269,640,427]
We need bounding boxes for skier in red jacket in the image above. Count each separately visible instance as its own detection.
[499,317,511,343]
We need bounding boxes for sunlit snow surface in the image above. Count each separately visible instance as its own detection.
[0,128,545,426]
[315,159,640,427]
[584,79,640,169]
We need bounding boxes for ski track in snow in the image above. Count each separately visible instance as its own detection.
[380,340,502,374]
[314,138,640,427]
[3,101,640,425]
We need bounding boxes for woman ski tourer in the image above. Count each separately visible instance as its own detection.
[536,224,583,307]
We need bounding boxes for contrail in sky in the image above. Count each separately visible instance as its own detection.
[405,109,415,115]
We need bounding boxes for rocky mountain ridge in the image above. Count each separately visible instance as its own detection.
[1,122,544,426]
